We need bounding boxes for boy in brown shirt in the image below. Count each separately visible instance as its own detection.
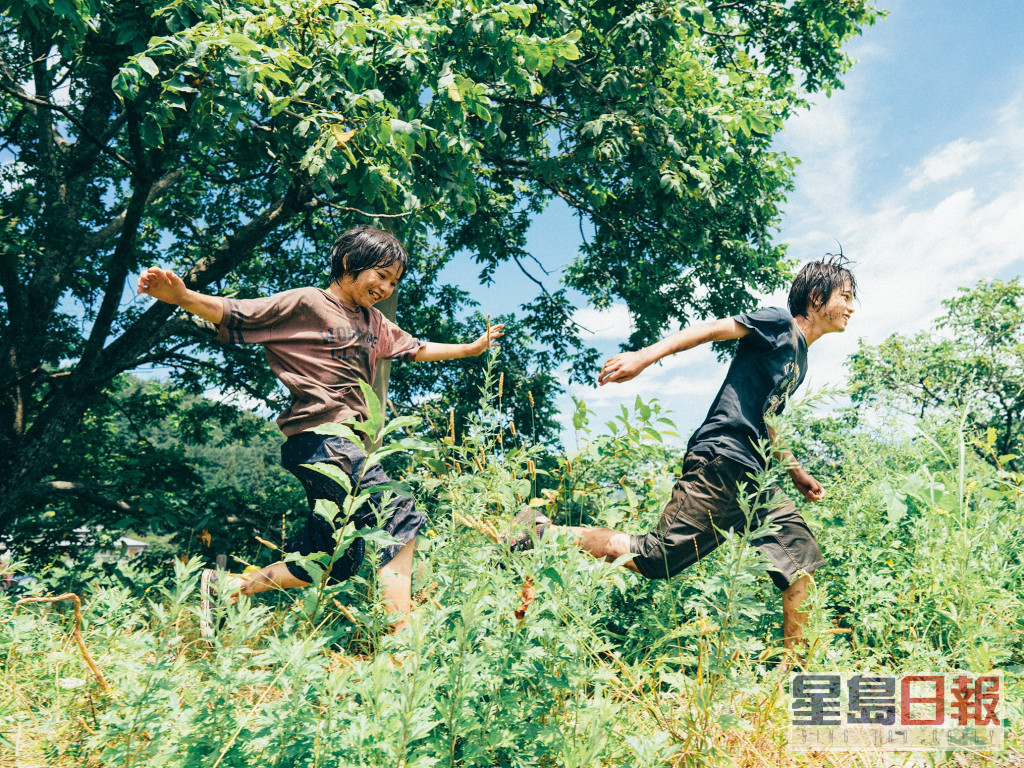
[138,226,503,635]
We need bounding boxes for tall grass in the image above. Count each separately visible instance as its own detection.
[2,372,1021,766]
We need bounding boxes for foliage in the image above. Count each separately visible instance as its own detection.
[386,307,564,446]
[848,278,1024,469]
[9,375,306,593]
[4,372,1022,767]
[0,0,880,534]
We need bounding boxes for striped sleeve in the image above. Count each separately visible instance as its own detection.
[218,298,247,344]
[376,313,423,362]
[215,290,305,345]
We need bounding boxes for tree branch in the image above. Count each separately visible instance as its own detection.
[157,352,279,406]
[82,168,184,251]
[33,480,132,513]
[0,79,134,172]
[315,196,425,219]
[79,171,157,368]
[510,253,591,334]
[97,182,317,379]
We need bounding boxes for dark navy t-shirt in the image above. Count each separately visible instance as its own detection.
[686,307,807,472]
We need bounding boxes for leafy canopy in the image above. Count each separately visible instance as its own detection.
[848,278,1024,469]
[0,0,878,533]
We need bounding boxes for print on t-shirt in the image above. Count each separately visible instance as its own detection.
[320,325,380,362]
[764,358,801,419]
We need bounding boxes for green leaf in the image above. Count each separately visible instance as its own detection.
[116,24,139,46]
[310,422,362,445]
[314,498,341,523]
[261,68,294,86]
[378,415,422,440]
[269,96,291,116]
[622,483,638,511]
[139,119,163,147]
[300,462,352,495]
[523,45,540,71]
[137,56,159,78]
[879,480,907,525]
[357,379,384,439]
[226,32,259,55]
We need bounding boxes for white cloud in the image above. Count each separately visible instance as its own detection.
[812,93,1024,386]
[906,138,985,190]
[777,96,862,220]
[559,71,1024,445]
[572,303,633,340]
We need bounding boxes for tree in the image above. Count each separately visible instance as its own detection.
[11,375,304,582]
[848,278,1024,469]
[0,0,879,536]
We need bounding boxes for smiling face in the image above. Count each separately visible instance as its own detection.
[334,261,403,309]
[816,279,856,332]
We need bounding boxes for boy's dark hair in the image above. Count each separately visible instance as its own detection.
[329,226,409,282]
[788,253,858,317]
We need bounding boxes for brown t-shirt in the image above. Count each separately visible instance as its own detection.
[217,287,422,436]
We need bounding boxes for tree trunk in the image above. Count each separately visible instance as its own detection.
[0,380,99,535]
[371,289,399,449]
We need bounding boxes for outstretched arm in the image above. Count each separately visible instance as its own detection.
[137,268,224,325]
[598,317,749,385]
[414,323,505,362]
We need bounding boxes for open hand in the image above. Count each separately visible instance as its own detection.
[598,350,650,385]
[471,323,505,355]
[137,267,187,306]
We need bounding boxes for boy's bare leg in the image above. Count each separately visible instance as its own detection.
[210,542,413,632]
[237,562,310,596]
[559,526,640,573]
[782,573,810,651]
[378,538,415,633]
[199,562,309,638]
[560,524,811,655]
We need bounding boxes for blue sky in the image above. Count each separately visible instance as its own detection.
[444,0,1024,445]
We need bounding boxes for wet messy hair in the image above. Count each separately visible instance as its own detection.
[788,251,858,317]
[329,226,409,283]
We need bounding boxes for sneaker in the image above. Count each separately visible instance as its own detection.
[199,568,222,639]
[500,507,551,553]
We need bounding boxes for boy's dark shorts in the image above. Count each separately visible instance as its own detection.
[280,432,426,584]
[629,452,824,590]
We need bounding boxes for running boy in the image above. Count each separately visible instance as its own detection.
[138,226,503,634]
[505,256,856,649]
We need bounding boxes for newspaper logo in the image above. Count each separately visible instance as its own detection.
[789,673,1004,751]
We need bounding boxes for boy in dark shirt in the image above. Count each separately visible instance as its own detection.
[505,257,856,649]
[138,226,503,635]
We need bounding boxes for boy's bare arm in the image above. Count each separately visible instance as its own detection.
[414,323,505,362]
[598,317,749,385]
[137,267,224,324]
[767,425,825,502]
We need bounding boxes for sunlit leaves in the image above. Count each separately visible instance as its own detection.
[849,279,1024,469]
